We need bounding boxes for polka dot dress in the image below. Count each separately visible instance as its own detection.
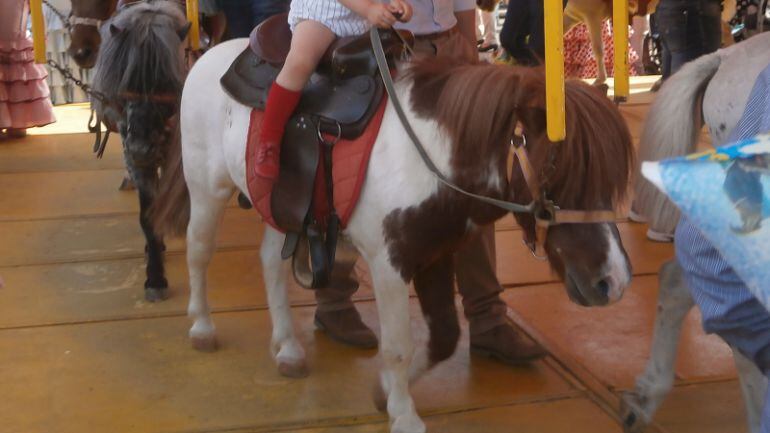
[563,20,640,80]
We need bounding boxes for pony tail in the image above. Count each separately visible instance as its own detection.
[151,129,190,237]
[633,52,722,231]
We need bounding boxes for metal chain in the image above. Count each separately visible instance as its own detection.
[42,0,71,29]
[45,58,107,103]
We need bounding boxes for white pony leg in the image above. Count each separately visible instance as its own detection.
[260,227,307,378]
[186,185,232,352]
[621,259,694,432]
[733,349,767,433]
[369,253,425,433]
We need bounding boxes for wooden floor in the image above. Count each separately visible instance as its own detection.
[0,80,747,433]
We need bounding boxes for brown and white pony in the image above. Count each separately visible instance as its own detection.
[152,38,635,433]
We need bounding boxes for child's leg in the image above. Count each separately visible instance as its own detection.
[255,21,336,179]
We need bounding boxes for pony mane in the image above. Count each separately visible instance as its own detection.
[408,55,633,209]
[93,0,187,102]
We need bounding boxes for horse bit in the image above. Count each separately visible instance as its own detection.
[370,28,617,260]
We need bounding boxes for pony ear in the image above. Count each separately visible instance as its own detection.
[110,23,123,35]
[178,23,192,41]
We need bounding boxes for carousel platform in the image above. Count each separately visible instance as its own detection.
[0,77,744,433]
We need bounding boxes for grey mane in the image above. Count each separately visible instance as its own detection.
[92,0,187,110]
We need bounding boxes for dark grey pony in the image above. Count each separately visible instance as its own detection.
[92,0,190,301]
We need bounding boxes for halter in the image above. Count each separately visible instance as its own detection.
[68,15,103,29]
[370,28,617,260]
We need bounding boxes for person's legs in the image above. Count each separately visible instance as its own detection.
[500,0,535,63]
[479,7,499,48]
[314,270,378,349]
[524,0,546,62]
[251,0,290,28]
[219,0,256,38]
[660,0,721,75]
[256,20,336,179]
[455,225,546,363]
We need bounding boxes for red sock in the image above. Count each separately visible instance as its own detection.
[255,82,302,179]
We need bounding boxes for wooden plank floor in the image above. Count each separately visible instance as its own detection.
[0,80,747,433]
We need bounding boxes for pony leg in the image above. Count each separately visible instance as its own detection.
[733,349,767,433]
[585,16,607,85]
[621,259,694,433]
[260,227,308,378]
[373,255,459,413]
[369,253,425,433]
[411,255,460,382]
[186,182,231,352]
[136,172,168,302]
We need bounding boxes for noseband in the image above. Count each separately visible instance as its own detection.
[371,28,617,260]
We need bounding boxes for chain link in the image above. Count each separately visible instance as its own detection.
[42,0,71,29]
[45,58,108,103]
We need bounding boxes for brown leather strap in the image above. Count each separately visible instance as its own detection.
[552,209,617,224]
[513,144,540,201]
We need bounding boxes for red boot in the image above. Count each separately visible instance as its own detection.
[255,82,302,180]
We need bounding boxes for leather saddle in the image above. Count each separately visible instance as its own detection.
[221,12,410,138]
[221,14,411,289]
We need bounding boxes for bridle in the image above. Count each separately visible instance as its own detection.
[370,28,618,260]
[66,0,146,31]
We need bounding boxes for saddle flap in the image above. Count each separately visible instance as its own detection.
[271,114,320,233]
[249,12,292,65]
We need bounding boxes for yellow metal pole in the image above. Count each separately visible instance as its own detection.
[29,0,47,64]
[544,0,565,142]
[612,0,629,102]
[186,0,200,50]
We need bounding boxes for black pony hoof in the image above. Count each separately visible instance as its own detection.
[619,392,648,433]
[237,192,253,209]
[118,176,136,191]
[144,287,169,302]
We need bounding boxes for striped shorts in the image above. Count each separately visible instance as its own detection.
[288,0,371,37]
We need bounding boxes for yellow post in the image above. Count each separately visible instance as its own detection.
[612,0,629,102]
[186,0,200,50]
[544,0,565,142]
[29,0,47,64]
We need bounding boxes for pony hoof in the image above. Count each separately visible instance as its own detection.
[190,334,219,352]
[237,192,253,209]
[144,287,168,302]
[392,414,426,433]
[277,358,309,378]
[118,176,136,191]
[619,392,648,433]
[372,382,387,412]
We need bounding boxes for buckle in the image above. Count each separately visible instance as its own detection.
[317,120,341,147]
[535,200,558,223]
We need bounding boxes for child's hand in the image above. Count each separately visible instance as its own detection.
[366,2,398,28]
[388,0,412,22]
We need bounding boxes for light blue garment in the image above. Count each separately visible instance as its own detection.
[675,62,770,432]
[393,0,475,35]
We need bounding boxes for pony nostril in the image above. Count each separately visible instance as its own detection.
[595,278,610,298]
[76,48,93,59]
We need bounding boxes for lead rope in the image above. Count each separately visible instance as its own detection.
[369,28,536,215]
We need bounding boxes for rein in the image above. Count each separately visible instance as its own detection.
[369,28,617,259]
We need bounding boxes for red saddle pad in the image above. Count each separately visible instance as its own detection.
[246,98,387,232]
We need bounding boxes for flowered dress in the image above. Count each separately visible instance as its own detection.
[0,0,56,129]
